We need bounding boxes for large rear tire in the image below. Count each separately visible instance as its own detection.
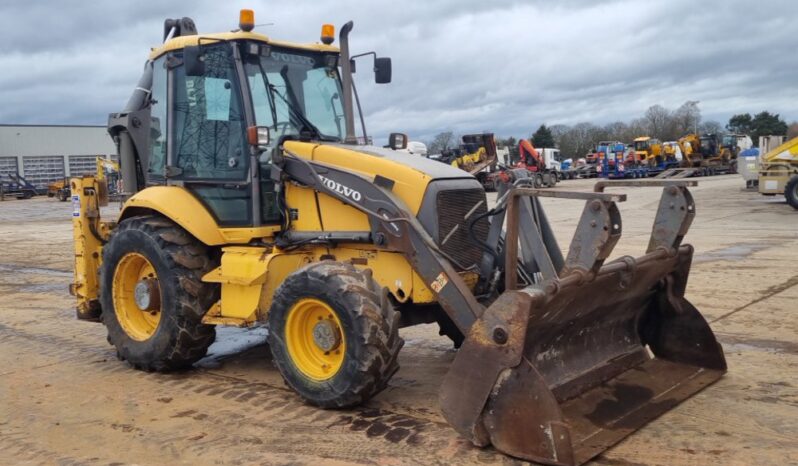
[268,261,403,408]
[100,215,217,371]
[785,175,798,210]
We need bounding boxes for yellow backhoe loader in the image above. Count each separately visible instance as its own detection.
[632,136,662,165]
[70,10,726,465]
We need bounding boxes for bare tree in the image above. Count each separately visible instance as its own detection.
[699,120,722,135]
[427,131,456,155]
[643,105,671,139]
[671,101,702,138]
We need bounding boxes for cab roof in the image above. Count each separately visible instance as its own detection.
[148,30,339,60]
[633,136,652,142]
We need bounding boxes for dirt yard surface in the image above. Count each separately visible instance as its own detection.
[1,175,796,465]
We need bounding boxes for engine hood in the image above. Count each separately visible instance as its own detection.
[283,141,474,214]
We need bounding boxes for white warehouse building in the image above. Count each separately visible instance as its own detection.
[0,124,116,189]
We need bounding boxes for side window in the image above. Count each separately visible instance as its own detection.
[172,44,248,180]
[148,58,167,179]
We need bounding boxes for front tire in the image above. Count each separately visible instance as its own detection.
[268,261,403,408]
[100,215,217,371]
[785,175,798,210]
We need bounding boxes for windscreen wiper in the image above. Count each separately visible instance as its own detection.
[268,84,339,142]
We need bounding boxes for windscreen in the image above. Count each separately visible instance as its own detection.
[245,47,345,145]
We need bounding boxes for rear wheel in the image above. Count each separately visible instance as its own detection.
[785,175,798,210]
[268,261,403,408]
[100,215,217,371]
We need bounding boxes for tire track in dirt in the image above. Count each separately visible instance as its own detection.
[710,274,798,323]
[0,321,504,464]
[0,429,102,465]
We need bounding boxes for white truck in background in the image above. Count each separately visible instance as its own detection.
[398,141,428,156]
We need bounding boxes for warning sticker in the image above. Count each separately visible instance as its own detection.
[72,195,81,217]
[430,272,449,293]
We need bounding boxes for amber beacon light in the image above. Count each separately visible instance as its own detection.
[239,9,255,32]
[321,24,335,44]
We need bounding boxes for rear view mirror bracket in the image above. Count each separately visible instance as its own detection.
[350,51,392,84]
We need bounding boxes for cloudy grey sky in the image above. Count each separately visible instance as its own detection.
[0,0,795,142]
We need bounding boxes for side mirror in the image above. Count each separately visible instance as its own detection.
[247,126,271,150]
[184,45,205,76]
[388,132,407,150]
[374,57,391,84]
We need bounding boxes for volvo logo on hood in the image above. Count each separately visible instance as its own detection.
[318,174,362,202]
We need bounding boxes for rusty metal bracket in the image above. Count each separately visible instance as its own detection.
[504,188,626,291]
[591,180,697,253]
[562,199,622,276]
[647,185,695,253]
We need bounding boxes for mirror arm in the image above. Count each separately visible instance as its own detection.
[350,51,377,61]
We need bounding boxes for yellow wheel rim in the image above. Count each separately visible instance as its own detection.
[285,298,346,381]
[112,252,161,341]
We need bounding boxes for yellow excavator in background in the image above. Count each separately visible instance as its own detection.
[677,133,700,166]
[757,136,798,209]
[68,10,726,465]
[678,133,738,174]
[632,136,662,166]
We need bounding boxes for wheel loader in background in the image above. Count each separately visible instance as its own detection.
[757,135,798,209]
[69,10,726,465]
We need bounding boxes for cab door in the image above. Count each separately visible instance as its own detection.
[167,42,254,226]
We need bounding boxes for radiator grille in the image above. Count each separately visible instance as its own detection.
[436,189,490,270]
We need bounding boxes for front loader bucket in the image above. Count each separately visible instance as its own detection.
[440,181,726,466]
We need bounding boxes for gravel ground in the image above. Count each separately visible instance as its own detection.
[0,175,795,465]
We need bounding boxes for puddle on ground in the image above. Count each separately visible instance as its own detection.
[720,336,798,355]
[197,326,269,368]
[694,243,769,264]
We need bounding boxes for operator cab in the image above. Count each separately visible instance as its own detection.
[109,10,391,228]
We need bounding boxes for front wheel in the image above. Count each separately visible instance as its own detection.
[268,261,403,408]
[100,215,217,371]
